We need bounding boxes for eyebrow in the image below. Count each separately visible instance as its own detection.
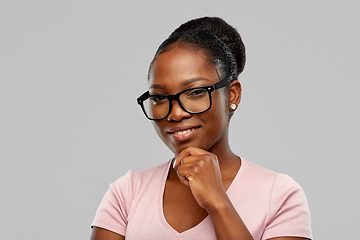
[149,77,211,90]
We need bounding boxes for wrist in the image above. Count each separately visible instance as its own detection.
[205,193,232,215]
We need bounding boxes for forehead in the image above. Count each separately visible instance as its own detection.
[149,46,218,90]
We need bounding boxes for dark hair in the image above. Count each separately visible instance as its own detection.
[148,17,246,80]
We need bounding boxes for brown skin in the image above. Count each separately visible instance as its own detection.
[90,227,124,240]
[90,45,309,240]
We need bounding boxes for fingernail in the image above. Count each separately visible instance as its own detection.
[173,157,177,168]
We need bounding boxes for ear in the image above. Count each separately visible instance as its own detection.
[228,80,241,111]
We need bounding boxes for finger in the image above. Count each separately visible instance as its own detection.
[173,149,191,169]
[176,155,213,183]
[173,146,211,169]
[176,164,194,187]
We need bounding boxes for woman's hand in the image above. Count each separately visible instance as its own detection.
[173,146,227,210]
[173,146,254,240]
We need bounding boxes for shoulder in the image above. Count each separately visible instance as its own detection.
[240,158,282,185]
[91,161,171,232]
[238,159,312,239]
[241,158,301,189]
[110,160,171,194]
[239,158,308,210]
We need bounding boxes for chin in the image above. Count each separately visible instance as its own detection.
[168,143,188,156]
[168,140,207,155]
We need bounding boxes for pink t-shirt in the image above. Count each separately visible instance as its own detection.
[92,158,312,239]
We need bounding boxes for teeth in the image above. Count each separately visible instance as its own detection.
[174,128,196,135]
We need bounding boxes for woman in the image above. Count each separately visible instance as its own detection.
[90,17,312,240]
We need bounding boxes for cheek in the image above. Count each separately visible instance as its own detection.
[202,91,229,137]
[152,121,165,139]
[152,121,174,148]
[211,90,229,119]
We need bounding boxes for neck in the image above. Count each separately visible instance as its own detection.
[207,128,240,174]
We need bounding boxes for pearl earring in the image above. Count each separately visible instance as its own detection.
[230,104,237,110]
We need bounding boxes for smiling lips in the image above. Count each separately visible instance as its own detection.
[168,126,200,141]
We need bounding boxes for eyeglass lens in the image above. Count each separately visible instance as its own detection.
[143,88,211,120]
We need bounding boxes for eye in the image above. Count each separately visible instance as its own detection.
[186,88,208,98]
[149,95,167,105]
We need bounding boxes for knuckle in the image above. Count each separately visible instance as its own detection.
[197,158,207,168]
[202,154,213,162]
[210,153,218,162]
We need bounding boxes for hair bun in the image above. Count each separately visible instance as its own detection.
[171,17,246,75]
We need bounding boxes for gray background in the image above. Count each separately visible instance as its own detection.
[0,0,359,239]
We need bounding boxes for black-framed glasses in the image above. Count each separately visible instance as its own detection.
[137,77,232,121]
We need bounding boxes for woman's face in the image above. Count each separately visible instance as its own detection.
[149,45,231,155]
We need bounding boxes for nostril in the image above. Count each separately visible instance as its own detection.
[167,101,192,121]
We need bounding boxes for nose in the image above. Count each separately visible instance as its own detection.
[167,100,192,121]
